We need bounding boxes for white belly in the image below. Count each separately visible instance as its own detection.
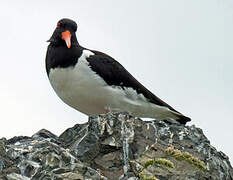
[48,50,177,119]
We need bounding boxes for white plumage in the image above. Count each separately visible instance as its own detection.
[49,50,178,120]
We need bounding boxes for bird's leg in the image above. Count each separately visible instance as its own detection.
[104,106,113,114]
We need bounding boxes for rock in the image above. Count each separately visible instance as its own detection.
[0,129,105,179]
[0,112,232,180]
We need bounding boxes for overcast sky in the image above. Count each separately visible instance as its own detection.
[0,0,232,163]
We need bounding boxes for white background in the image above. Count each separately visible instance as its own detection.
[0,0,232,163]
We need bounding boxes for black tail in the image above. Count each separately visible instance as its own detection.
[176,115,191,125]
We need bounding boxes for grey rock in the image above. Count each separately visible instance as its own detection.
[0,112,232,180]
[0,129,104,180]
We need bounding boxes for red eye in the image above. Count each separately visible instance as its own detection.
[57,22,61,28]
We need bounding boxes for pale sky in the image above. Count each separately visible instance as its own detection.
[0,0,232,163]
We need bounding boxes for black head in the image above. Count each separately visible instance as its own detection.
[47,18,79,48]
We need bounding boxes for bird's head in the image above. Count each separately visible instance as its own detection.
[47,18,78,48]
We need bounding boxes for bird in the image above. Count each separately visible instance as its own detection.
[46,18,191,125]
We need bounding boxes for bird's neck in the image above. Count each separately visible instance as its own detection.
[46,43,83,75]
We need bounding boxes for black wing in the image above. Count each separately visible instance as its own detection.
[86,50,190,123]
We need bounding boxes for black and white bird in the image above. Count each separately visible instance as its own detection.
[46,18,191,125]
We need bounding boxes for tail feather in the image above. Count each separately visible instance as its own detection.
[176,114,191,125]
[157,108,191,125]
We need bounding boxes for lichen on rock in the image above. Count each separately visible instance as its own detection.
[165,146,206,170]
[144,158,175,169]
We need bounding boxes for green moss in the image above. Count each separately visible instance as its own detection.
[144,158,174,169]
[165,147,183,160]
[154,158,175,168]
[183,152,206,170]
[139,171,159,180]
[165,147,207,170]
[144,160,155,168]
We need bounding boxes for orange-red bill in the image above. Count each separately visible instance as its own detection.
[61,30,72,48]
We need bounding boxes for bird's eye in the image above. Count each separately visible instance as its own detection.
[57,22,61,28]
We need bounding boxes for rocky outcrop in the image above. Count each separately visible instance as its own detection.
[0,112,232,180]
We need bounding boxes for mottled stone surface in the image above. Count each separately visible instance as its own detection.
[0,130,105,180]
[0,113,232,180]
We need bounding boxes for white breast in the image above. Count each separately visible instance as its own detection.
[49,50,176,119]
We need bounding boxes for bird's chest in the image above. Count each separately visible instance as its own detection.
[48,58,111,113]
